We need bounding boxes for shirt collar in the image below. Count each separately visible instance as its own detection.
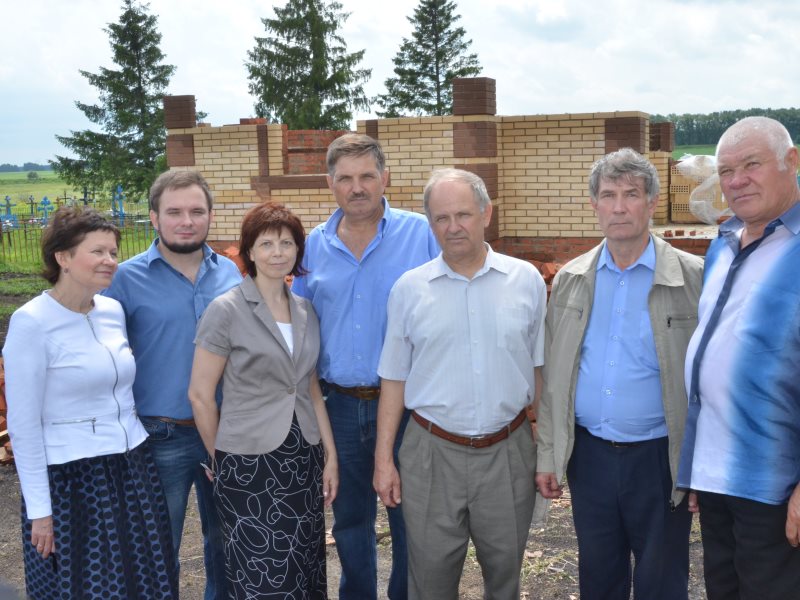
[719,201,800,249]
[323,197,391,242]
[145,238,217,267]
[597,236,655,274]
[427,243,507,281]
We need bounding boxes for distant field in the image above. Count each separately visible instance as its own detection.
[0,170,81,201]
[673,145,716,160]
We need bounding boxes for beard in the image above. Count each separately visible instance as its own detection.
[158,235,206,255]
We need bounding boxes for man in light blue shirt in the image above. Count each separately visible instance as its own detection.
[105,171,241,600]
[292,134,438,600]
[536,149,703,599]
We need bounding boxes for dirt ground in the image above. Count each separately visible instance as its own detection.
[0,461,707,599]
[0,304,706,599]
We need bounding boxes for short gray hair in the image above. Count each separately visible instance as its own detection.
[589,148,660,203]
[716,116,795,171]
[423,168,491,219]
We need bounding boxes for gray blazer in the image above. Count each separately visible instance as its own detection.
[195,275,322,455]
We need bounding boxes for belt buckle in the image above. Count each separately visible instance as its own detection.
[468,434,490,448]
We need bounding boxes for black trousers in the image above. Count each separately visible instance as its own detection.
[698,491,800,600]
[567,426,692,600]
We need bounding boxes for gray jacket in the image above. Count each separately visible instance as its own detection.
[536,235,703,508]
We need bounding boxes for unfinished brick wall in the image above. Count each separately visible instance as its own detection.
[163,79,691,262]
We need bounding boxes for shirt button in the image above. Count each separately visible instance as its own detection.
[609,361,615,366]
[605,389,612,395]
[612,335,619,341]
[616,308,622,314]
[356,355,362,360]
[355,324,361,330]
[619,280,625,286]
[287,387,296,394]
[356,294,361,299]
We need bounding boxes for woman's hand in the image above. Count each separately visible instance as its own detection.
[322,455,339,508]
[31,516,55,559]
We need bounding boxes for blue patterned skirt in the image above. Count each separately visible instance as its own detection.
[21,441,178,599]
[214,419,327,599]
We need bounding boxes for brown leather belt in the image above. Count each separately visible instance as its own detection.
[326,381,381,401]
[412,409,527,448]
[150,416,196,427]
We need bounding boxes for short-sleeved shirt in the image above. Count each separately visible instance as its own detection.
[292,199,439,387]
[679,203,800,504]
[378,246,546,436]
[104,239,242,419]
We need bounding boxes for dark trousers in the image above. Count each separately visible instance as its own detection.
[698,491,800,600]
[567,426,691,600]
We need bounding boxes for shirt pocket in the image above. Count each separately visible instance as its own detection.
[496,305,531,352]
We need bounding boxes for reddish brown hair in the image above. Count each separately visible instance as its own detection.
[239,203,307,278]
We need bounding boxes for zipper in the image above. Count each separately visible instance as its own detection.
[85,314,130,451]
[52,417,97,433]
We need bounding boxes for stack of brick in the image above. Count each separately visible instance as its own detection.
[0,356,12,465]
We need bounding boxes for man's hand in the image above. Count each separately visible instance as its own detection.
[31,516,55,559]
[786,483,800,546]
[535,472,563,499]
[687,491,700,514]
[373,459,402,508]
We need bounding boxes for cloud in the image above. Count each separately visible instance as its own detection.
[1,0,799,165]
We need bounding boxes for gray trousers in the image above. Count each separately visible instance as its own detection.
[399,418,536,600]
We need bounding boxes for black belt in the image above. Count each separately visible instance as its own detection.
[324,381,381,401]
[577,425,642,447]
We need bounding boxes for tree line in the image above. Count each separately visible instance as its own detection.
[0,163,53,173]
[651,108,800,146]
[53,0,479,200]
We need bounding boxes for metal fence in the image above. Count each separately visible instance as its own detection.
[0,212,155,268]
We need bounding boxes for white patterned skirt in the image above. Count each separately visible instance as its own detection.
[214,418,327,599]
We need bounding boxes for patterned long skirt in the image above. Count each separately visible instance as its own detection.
[214,420,327,599]
[21,441,178,599]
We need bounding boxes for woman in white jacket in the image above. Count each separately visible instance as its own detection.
[3,207,177,598]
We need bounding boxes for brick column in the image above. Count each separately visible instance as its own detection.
[164,95,197,167]
[650,121,675,152]
[605,116,647,153]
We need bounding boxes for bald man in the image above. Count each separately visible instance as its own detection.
[677,116,800,599]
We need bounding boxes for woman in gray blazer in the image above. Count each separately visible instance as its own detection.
[189,203,338,599]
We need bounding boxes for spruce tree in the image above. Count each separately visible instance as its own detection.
[52,0,175,199]
[246,0,371,130]
[377,0,481,117]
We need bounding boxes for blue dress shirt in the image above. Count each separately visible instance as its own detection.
[104,240,242,419]
[292,199,439,387]
[575,238,667,442]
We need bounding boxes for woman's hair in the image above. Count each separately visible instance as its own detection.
[239,203,307,278]
[41,207,121,284]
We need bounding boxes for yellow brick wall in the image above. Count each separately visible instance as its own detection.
[168,110,670,243]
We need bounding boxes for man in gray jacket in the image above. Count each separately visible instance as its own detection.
[536,148,703,599]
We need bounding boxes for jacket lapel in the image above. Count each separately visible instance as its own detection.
[287,285,307,363]
[240,275,292,358]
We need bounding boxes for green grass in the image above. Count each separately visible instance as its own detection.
[0,273,49,319]
[0,170,82,202]
[673,145,716,160]
[0,274,48,297]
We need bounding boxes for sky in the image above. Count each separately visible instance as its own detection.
[1,0,797,165]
